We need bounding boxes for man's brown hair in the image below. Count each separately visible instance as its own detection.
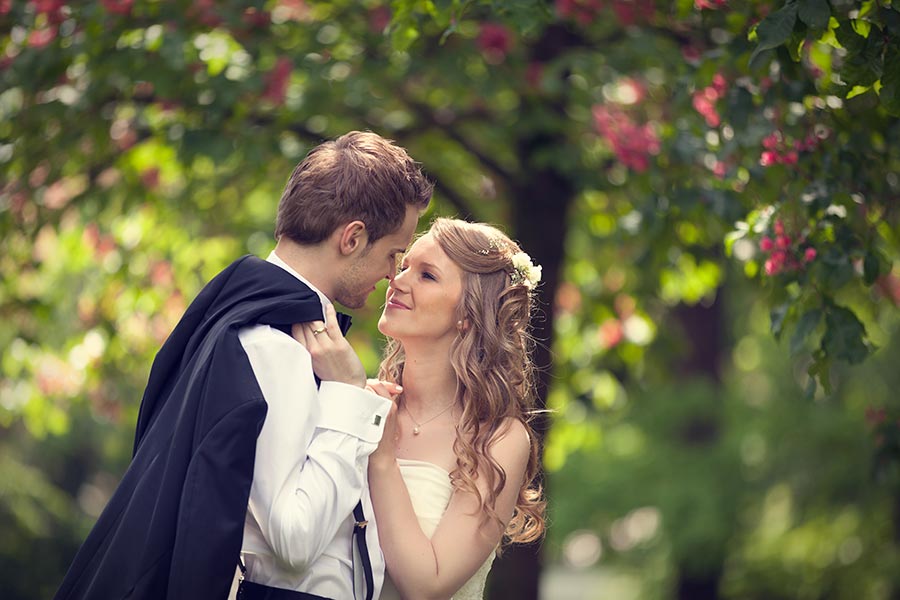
[274,131,432,245]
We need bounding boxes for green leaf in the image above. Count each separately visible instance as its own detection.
[790,308,822,356]
[880,42,900,116]
[798,0,831,30]
[884,7,900,37]
[846,85,871,99]
[723,230,745,257]
[834,19,866,54]
[822,306,869,364]
[770,302,790,340]
[391,24,421,51]
[842,59,879,89]
[817,246,855,290]
[750,2,800,67]
[807,351,832,396]
[863,251,882,285]
[787,30,806,61]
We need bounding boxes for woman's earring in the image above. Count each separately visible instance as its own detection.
[457,320,463,329]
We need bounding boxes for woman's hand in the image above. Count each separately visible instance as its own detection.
[292,303,366,388]
[366,378,403,400]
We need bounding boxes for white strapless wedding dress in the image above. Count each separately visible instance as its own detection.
[379,458,495,600]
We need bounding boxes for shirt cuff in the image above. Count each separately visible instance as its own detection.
[317,382,392,444]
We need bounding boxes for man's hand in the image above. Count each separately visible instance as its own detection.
[292,303,366,388]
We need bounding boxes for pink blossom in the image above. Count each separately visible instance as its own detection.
[189,0,222,27]
[102,0,134,15]
[774,220,785,236]
[712,160,726,178]
[712,73,727,96]
[804,247,817,262]
[28,27,57,48]
[33,0,65,22]
[611,0,655,26]
[620,77,646,103]
[477,23,513,62]
[759,236,774,252]
[776,235,791,249]
[692,91,720,127]
[140,168,160,190]
[764,250,787,276]
[681,45,702,64]
[556,0,603,25]
[598,319,624,348]
[759,151,778,166]
[762,132,780,150]
[695,0,727,9]
[262,57,292,105]
[593,104,660,172]
[368,6,391,33]
[241,7,271,28]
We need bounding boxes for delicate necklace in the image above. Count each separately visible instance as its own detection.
[403,398,456,435]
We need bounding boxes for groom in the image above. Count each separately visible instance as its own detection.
[55,131,432,600]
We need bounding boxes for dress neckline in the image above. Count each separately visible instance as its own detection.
[396,457,452,477]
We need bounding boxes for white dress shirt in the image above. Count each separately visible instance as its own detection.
[236,252,390,599]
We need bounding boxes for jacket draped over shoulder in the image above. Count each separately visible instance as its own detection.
[55,255,326,600]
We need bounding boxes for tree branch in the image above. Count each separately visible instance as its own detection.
[400,96,517,185]
[427,169,477,220]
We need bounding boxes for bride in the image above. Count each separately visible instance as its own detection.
[366,218,546,599]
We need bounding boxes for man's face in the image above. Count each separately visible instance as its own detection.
[333,204,420,309]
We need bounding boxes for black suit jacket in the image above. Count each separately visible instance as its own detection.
[55,255,347,600]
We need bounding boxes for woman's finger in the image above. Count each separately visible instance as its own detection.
[322,303,340,340]
[308,318,327,340]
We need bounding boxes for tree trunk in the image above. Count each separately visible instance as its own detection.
[486,135,573,598]
[485,23,587,600]
[673,295,725,600]
[677,571,724,600]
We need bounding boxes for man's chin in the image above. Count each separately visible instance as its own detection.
[335,294,367,310]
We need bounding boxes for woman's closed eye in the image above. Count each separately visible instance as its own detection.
[398,263,437,281]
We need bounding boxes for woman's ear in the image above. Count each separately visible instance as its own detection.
[457,318,470,332]
[338,220,368,256]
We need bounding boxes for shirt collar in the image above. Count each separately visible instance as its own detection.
[266,250,332,318]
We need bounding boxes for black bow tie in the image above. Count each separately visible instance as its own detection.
[336,311,352,336]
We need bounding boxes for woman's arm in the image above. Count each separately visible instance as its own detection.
[368,415,530,600]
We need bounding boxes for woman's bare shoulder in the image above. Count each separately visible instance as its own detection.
[489,417,531,468]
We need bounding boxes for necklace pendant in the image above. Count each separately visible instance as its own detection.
[413,426,421,435]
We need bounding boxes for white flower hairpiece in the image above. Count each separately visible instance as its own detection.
[509,252,542,289]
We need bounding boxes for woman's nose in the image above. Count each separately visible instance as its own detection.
[389,270,408,290]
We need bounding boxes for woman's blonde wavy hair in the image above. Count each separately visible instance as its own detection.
[378,217,546,548]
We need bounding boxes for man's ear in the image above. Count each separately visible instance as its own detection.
[337,220,369,256]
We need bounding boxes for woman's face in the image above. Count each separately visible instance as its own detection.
[377,232,465,344]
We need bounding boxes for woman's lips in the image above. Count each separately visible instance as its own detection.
[386,298,410,310]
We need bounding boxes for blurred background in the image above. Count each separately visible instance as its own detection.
[2,1,900,599]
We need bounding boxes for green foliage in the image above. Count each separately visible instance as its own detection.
[2,0,899,598]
